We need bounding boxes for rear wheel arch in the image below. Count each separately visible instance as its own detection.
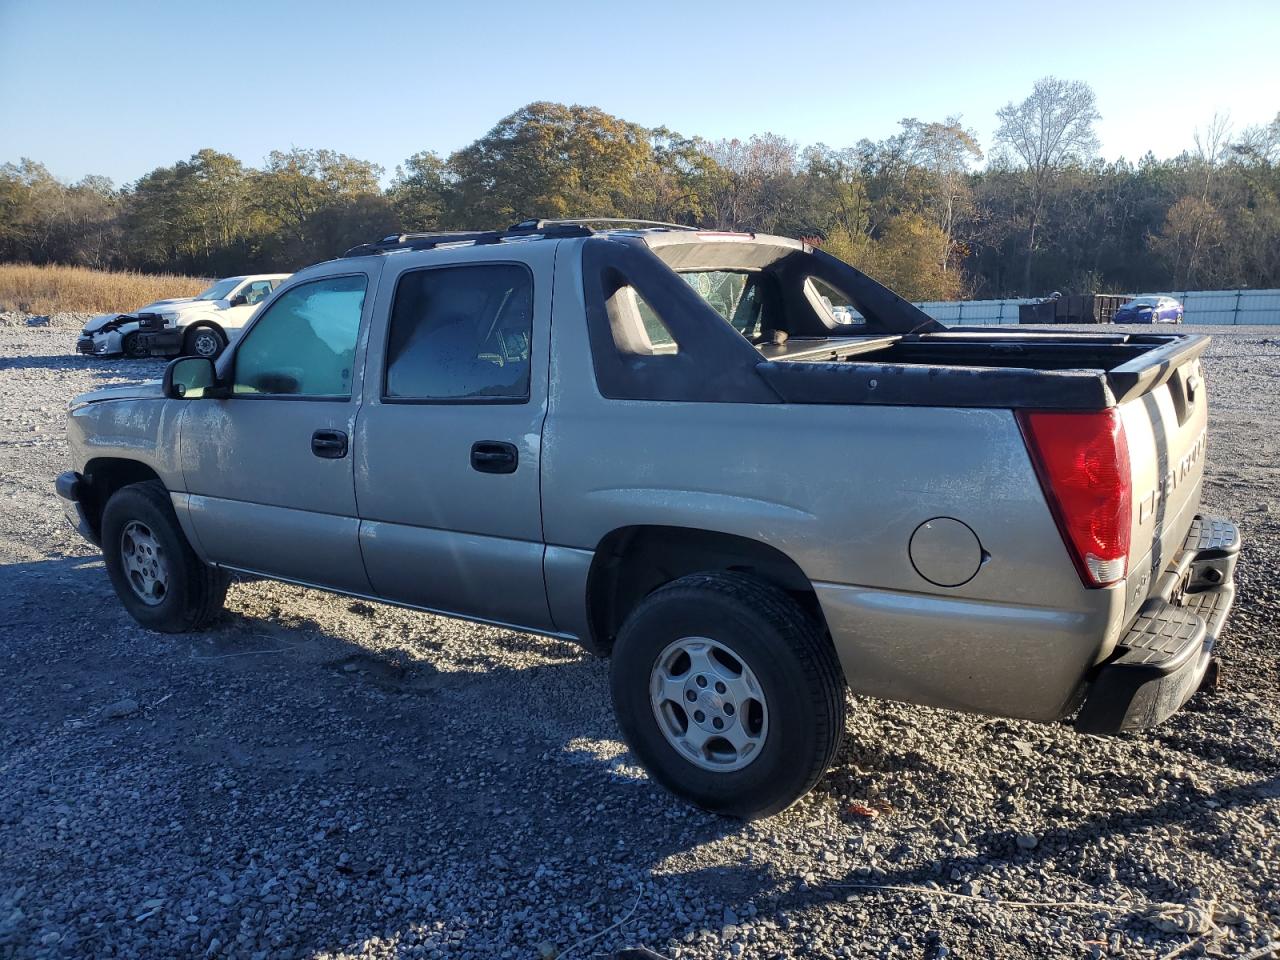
[584,524,826,654]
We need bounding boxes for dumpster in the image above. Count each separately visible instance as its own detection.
[1019,293,1133,324]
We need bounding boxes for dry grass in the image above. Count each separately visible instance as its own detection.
[0,263,209,315]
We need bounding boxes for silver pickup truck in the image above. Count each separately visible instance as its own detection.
[56,219,1241,818]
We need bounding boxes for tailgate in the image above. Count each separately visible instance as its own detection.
[1113,341,1209,605]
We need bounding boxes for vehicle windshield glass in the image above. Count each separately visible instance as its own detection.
[195,279,240,301]
[678,271,750,322]
[675,270,779,338]
[1130,296,1159,307]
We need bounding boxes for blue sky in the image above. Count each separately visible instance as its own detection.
[2,0,1277,186]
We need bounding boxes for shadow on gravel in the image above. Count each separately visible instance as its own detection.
[0,354,166,374]
[0,555,115,624]
[7,552,1276,958]
[1,554,760,957]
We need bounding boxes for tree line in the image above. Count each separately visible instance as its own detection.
[2,78,1278,300]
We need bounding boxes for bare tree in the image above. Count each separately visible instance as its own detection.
[898,117,983,272]
[1174,112,1235,285]
[703,134,798,229]
[1234,111,1280,164]
[1194,111,1233,198]
[994,77,1101,294]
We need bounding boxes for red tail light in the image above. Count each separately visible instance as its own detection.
[1016,409,1131,587]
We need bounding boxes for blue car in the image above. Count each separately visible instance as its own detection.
[1115,295,1183,324]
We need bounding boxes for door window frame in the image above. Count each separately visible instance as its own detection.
[220,270,374,403]
[379,260,537,407]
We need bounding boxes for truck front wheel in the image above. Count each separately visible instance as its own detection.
[101,480,229,632]
[184,324,226,359]
[610,571,846,819]
[121,332,149,359]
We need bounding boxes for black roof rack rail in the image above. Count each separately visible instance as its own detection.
[509,217,697,232]
[342,231,497,258]
[341,221,597,258]
[340,218,698,258]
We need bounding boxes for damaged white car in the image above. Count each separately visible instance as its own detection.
[76,274,290,359]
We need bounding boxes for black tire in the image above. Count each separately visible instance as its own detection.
[101,480,229,632]
[121,331,149,359]
[610,571,846,819]
[183,324,226,359]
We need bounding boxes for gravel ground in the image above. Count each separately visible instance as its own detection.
[0,321,1277,960]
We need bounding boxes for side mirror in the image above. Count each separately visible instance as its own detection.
[229,294,248,307]
[163,356,218,399]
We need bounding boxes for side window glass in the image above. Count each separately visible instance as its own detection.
[232,274,366,397]
[244,281,273,305]
[806,277,865,326]
[385,264,533,401]
[607,285,679,356]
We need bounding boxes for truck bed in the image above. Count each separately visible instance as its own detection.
[756,329,1209,410]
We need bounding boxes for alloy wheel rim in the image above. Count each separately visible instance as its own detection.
[193,332,219,357]
[649,636,769,772]
[120,520,169,606]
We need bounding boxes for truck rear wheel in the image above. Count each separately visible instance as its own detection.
[610,571,846,819]
[101,480,229,632]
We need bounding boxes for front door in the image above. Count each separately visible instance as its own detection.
[354,242,554,631]
[181,268,378,593]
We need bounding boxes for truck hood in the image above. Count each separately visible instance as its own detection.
[82,298,202,332]
[68,380,165,410]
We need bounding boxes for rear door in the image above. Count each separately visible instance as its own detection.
[181,267,379,593]
[353,241,555,631]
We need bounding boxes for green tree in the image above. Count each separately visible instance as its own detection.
[994,77,1101,295]
[253,148,385,265]
[389,150,449,232]
[445,102,655,226]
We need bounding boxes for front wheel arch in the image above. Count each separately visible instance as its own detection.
[79,458,164,541]
[183,321,228,357]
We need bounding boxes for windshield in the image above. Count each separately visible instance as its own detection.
[195,278,241,301]
[676,270,765,336]
[680,271,750,321]
[1129,296,1159,307]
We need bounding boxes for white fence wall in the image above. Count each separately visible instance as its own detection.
[911,290,1280,326]
[1148,289,1280,325]
[916,298,1036,325]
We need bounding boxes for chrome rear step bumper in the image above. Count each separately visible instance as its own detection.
[1076,515,1240,734]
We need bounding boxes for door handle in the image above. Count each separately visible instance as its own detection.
[311,429,348,459]
[470,441,518,474]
